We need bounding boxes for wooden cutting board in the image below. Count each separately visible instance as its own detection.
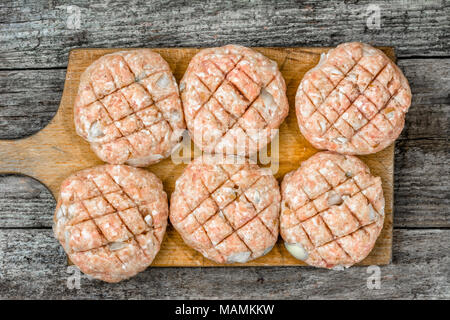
[0,47,394,267]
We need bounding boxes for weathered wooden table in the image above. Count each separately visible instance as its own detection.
[0,0,448,299]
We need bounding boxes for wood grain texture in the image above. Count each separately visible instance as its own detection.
[396,59,450,140]
[0,0,449,69]
[0,228,448,299]
[0,174,55,228]
[0,69,65,139]
[3,137,447,230]
[1,59,448,140]
[0,59,450,139]
[1,59,448,229]
[394,139,449,227]
[0,47,396,267]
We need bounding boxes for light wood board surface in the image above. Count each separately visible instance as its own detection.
[0,47,395,267]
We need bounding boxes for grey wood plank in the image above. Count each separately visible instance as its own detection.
[0,59,448,140]
[0,138,448,228]
[0,228,448,299]
[397,59,450,141]
[0,174,55,228]
[398,59,450,107]
[0,59,448,228]
[0,0,449,69]
[394,139,449,227]
[0,69,65,139]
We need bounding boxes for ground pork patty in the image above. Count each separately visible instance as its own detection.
[280,152,385,268]
[180,45,289,156]
[296,42,411,155]
[170,155,281,264]
[74,49,185,167]
[53,165,168,282]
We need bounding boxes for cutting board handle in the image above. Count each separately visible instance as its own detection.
[0,108,97,196]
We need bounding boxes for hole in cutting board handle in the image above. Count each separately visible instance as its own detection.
[0,69,65,140]
[0,173,55,228]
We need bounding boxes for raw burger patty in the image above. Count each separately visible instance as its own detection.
[280,152,385,268]
[180,45,289,155]
[170,155,281,264]
[74,49,185,167]
[53,165,168,282]
[296,42,411,155]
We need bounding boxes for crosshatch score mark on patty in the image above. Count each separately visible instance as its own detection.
[296,42,411,155]
[74,49,185,167]
[53,165,169,282]
[180,45,289,156]
[170,155,281,264]
[280,152,385,269]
